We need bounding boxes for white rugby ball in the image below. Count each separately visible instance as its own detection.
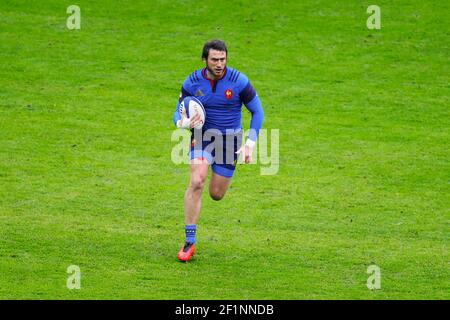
[179,96,205,130]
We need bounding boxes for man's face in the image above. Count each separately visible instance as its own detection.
[205,49,227,78]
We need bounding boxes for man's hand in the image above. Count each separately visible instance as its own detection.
[177,112,202,129]
[188,113,202,129]
[236,144,254,164]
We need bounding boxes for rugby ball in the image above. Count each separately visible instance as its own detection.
[179,96,205,130]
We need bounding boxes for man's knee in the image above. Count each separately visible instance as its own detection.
[209,188,225,201]
[190,173,207,191]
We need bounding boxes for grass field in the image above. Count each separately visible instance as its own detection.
[0,0,449,299]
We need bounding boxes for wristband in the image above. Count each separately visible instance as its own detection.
[245,139,256,148]
[177,117,191,129]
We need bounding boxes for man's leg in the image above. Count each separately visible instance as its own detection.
[178,157,208,262]
[184,158,209,224]
[208,131,240,201]
[209,172,232,201]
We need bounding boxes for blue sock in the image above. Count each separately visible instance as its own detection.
[185,224,196,244]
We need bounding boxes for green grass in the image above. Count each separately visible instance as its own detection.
[0,0,448,299]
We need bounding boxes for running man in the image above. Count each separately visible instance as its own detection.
[173,39,264,261]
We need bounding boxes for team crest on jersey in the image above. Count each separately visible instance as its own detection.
[225,89,233,100]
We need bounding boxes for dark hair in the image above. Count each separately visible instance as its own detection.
[202,39,228,60]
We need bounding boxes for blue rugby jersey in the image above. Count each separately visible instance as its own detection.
[173,66,264,141]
